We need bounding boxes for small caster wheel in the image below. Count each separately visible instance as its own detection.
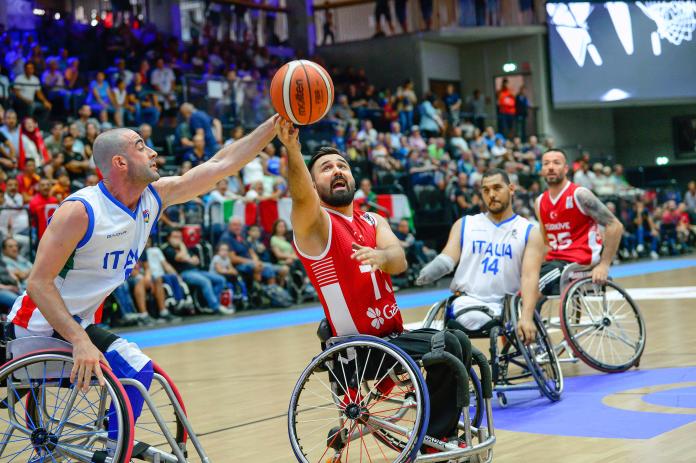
[496,392,508,408]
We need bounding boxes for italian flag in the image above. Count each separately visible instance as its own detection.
[375,194,413,227]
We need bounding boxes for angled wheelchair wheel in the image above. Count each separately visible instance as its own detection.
[422,299,448,330]
[468,365,484,428]
[128,362,188,455]
[509,300,563,402]
[561,278,646,372]
[2,350,134,462]
[288,337,429,463]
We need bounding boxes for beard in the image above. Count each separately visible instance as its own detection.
[317,177,356,207]
[544,173,564,185]
[486,197,509,214]
[130,161,160,184]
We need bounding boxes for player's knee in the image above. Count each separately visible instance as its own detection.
[104,338,154,386]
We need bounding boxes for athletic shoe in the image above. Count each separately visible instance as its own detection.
[197,306,216,314]
[650,251,659,259]
[217,305,236,315]
[636,244,645,253]
[160,312,182,323]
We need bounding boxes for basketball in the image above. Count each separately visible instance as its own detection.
[270,59,334,125]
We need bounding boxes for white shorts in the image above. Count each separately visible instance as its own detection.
[452,295,503,330]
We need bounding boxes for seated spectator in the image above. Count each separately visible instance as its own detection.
[264,143,285,178]
[85,71,114,117]
[354,178,377,202]
[270,219,300,266]
[64,135,92,183]
[139,123,155,150]
[632,201,660,259]
[28,178,58,241]
[49,172,72,201]
[3,177,29,246]
[44,121,64,157]
[150,58,177,109]
[17,159,40,203]
[242,153,267,188]
[209,243,249,310]
[41,58,70,114]
[482,126,504,150]
[594,165,616,196]
[129,73,160,126]
[0,109,20,155]
[407,149,436,187]
[448,126,469,157]
[12,62,51,120]
[686,181,696,213]
[370,142,401,171]
[74,105,100,138]
[218,217,279,286]
[0,257,20,313]
[408,126,427,151]
[109,58,134,87]
[660,200,681,255]
[329,94,356,127]
[18,116,51,170]
[143,238,185,321]
[523,134,542,158]
[179,103,220,157]
[112,78,134,127]
[573,159,595,190]
[394,219,437,266]
[163,229,234,314]
[490,137,507,161]
[183,133,210,166]
[1,237,31,290]
[357,120,378,147]
[63,57,83,92]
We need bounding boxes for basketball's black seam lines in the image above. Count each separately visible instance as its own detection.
[299,61,313,124]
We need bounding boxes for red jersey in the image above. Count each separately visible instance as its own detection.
[295,208,403,337]
[537,181,602,265]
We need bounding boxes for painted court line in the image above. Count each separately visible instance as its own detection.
[125,258,696,349]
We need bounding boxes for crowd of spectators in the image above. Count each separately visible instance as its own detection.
[0,16,692,329]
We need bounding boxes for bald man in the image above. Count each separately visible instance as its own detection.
[7,115,280,454]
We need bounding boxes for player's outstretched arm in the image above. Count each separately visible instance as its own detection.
[517,225,544,344]
[352,213,407,275]
[415,218,462,286]
[26,201,106,392]
[153,115,279,208]
[575,187,624,283]
[276,119,330,255]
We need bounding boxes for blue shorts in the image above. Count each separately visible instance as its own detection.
[237,262,277,279]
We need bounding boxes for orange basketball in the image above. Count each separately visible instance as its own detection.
[270,60,334,125]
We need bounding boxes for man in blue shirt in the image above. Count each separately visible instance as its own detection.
[180,103,220,157]
[218,217,278,284]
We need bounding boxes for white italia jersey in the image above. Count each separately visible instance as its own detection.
[450,213,533,303]
[9,182,162,334]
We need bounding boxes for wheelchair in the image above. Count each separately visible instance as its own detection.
[422,294,563,407]
[535,263,646,372]
[288,320,496,462]
[0,331,211,462]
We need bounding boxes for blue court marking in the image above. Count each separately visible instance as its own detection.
[643,386,696,409]
[122,257,696,349]
[491,367,696,439]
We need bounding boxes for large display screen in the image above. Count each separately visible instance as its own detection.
[547,1,696,107]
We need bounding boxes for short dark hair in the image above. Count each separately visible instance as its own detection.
[481,168,510,185]
[307,146,346,174]
[542,148,568,161]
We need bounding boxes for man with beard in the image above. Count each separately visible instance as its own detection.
[535,150,623,295]
[416,169,544,342]
[7,116,279,455]
[276,120,471,446]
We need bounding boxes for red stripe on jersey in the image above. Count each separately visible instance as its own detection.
[14,295,38,329]
[94,300,105,324]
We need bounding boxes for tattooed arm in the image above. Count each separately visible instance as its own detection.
[575,187,624,283]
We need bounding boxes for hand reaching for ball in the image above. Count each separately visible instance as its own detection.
[275,118,300,152]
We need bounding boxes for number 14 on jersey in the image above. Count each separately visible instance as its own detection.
[481,257,499,275]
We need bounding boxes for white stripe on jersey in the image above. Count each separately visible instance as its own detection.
[451,213,532,303]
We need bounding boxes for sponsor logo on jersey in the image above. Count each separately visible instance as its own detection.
[366,303,400,330]
[511,229,518,239]
[566,196,574,209]
[361,212,376,226]
[106,230,128,239]
[143,209,150,223]
[544,222,571,231]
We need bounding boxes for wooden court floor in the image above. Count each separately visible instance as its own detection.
[142,267,696,462]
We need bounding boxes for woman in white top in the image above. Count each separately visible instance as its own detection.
[112,79,133,127]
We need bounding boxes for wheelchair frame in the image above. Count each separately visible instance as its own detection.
[289,333,496,463]
[0,335,212,463]
[537,263,646,372]
[422,294,563,406]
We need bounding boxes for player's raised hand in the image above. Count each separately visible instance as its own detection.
[351,243,387,273]
[274,117,300,151]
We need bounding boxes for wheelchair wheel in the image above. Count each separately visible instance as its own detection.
[422,299,448,330]
[509,300,563,402]
[561,278,646,372]
[468,365,484,428]
[1,350,134,462]
[129,362,188,454]
[289,337,429,463]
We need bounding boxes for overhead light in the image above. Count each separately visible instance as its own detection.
[91,19,98,26]
[655,156,669,166]
[502,62,517,73]
[33,8,46,16]
[54,12,61,20]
